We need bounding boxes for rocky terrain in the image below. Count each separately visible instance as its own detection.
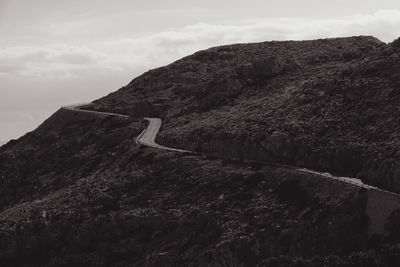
[93,36,400,193]
[1,36,400,266]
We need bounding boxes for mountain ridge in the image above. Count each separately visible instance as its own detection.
[1,35,400,266]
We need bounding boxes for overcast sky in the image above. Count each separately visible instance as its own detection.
[1,0,400,142]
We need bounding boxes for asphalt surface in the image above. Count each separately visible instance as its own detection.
[136,118,191,153]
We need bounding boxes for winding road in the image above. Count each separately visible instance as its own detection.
[62,103,400,235]
[63,103,189,153]
[62,103,400,196]
[136,118,191,153]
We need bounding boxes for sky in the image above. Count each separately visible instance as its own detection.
[1,0,400,142]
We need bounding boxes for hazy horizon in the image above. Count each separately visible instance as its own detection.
[1,0,400,142]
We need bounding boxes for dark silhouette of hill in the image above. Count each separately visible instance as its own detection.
[1,36,400,266]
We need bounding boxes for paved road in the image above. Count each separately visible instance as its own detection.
[63,103,129,118]
[63,103,400,196]
[136,118,191,153]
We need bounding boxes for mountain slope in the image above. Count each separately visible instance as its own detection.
[1,36,400,266]
[0,108,372,266]
[93,36,400,193]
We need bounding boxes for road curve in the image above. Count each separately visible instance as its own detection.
[62,103,400,196]
[136,118,191,153]
[62,104,190,153]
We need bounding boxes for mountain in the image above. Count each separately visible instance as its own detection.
[1,36,400,266]
[93,36,400,193]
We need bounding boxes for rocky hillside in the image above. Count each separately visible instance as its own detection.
[0,107,380,266]
[2,36,400,266]
[0,138,374,266]
[93,36,400,193]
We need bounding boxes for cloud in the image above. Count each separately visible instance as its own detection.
[1,9,400,80]
[149,9,400,46]
[0,46,108,78]
[1,8,400,141]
